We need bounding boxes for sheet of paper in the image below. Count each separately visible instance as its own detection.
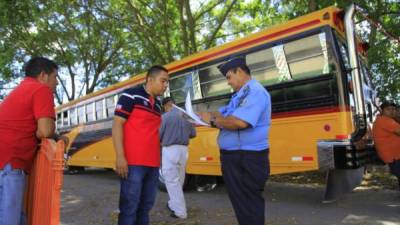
[172,92,209,126]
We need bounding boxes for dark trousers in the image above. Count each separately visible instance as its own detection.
[220,150,270,225]
[118,165,159,225]
[389,160,400,190]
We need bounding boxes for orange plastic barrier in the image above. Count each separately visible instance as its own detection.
[24,139,65,225]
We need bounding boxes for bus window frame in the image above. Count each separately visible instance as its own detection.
[77,104,86,124]
[85,102,95,123]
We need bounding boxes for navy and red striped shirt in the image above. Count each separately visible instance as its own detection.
[115,85,162,167]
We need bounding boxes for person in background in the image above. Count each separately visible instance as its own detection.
[0,57,60,225]
[112,65,169,225]
[199,57,271,225]
[395,105,400,124]
[372,102,400,190]
[159,97,196,219]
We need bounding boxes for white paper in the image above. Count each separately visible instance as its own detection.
[172,92,210,126]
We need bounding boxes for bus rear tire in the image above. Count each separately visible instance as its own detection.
[158,169,196,192]
[65,166,85,175]
[158,170,216,192]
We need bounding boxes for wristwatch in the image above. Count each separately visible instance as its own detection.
[210,116,217,128]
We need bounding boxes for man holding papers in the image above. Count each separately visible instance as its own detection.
[198,57,271,225]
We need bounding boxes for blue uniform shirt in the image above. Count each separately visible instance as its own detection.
[218,79,271,151]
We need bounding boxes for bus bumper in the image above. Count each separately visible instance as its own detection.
[317,139,378,170]
[317,139,380,202]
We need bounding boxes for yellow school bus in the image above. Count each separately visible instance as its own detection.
[57,4,377,200]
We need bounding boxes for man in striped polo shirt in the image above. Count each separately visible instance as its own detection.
[112,65,169,225]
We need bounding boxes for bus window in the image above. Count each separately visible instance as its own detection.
[56,112,62,127]
[163,84,171,98]
[284,33,331,79]
[95,99,105,120]
[69,108,77,125]
[169,72,197,103]
[194,98,230,112]
[246,48,280,86]
[62,111,69,126]
[337,39,351,71]
[86,102,95,122]
[285,79,333,102]
[269,88,284,103]
[199,64,230,98]
[106,95,115,117]
[77,105,86,124]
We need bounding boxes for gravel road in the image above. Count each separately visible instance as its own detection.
[61,169,400,225]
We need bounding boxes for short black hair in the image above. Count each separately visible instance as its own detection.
[162,96,174,106]
[380,102,397,110]
[24,57,58,78]
[146,65,168,82]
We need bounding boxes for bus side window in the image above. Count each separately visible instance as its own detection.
[56,112,62,128]
[69,108,77,126]
[193,98,230,112]
[63,111,69,126]
[106,95,115,117]
[246,48,280,86]
[96,99,105,120]
[77,105,86,124]
[86,102,95,122]
[199,64,230,98]
[169,72,197,103]
[284,33,332,80]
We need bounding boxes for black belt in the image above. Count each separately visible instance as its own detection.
[220,149,268,154]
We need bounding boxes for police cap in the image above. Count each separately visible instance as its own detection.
[217,57,247,77]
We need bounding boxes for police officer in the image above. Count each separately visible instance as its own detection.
[199,57,271,225]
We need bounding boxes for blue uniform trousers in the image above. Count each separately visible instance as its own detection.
[220,150,269,225]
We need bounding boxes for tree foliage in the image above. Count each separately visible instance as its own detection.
[0,0,398,103]
[0,0,282,103]
[280,0,400,103]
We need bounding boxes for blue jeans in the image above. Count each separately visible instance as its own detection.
[0,163,26,225]
[118,165,159,225]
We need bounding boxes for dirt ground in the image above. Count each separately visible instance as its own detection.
[61,166,400,225]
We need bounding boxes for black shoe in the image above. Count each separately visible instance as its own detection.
[166,204,180,218]
[170,212,179,218]
[166,203,173,213]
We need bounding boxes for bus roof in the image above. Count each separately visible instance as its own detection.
[57,5,343,110]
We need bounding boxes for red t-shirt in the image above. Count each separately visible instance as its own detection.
[114,86,162,167]
[0,77,55,172]
[373,115,400,163]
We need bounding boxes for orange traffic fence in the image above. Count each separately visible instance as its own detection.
[24,139,65,225]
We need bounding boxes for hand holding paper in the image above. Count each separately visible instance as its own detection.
[172,92,210,126]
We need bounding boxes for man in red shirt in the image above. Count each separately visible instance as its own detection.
[0,57,59,225]
[373,102,400,190]
[112,65,169,225]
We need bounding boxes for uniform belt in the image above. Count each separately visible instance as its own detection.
[220,149,268,154]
